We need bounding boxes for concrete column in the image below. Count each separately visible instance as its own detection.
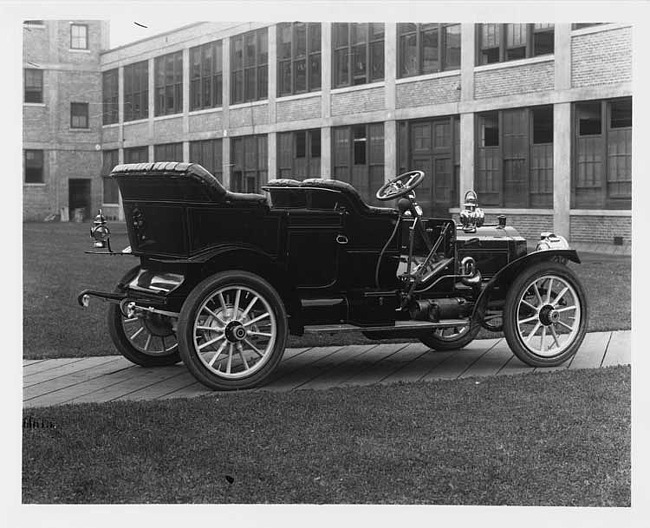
[118,66,125,220]
[554,24,572,91]
[459,112,475,208]
[147,57,155,158]
[182,48,190,162]
[268,25,277,179]
[321,22,332,178]
[553,103,571,239]
[384,22,397,182]
[460,23,475,102]
[222,37,231,189]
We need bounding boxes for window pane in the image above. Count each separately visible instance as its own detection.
[399,33,417,77]
[532,106,553,144]
[294,59,307,92]
[335,49,349,87]
[480,113,499,147]
[352,44,367,84]
[295,23,306,58]
[370,41,384,80]
[296,131,306,158]
[310,54,321,90]
[533,25,554,55]
[444,24,461,70]
[422,28,440,73]
[310,129,321,158]
[610,98,632,128]
[278,24,292,59]
[334,23,349,47]
[353,126,367,165]
[480,24,501,64]
[578,102,602,135]
[506,24,527,60]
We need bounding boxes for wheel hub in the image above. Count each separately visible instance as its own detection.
[538,304,560,326]
[224,320,247,342]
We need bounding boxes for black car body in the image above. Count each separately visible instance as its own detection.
[79,162,588,390]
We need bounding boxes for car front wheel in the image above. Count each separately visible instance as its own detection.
[178,271,288,390]
[503,262,587,367]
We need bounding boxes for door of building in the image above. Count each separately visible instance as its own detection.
[400,117,459,218]
[69,179,91,221]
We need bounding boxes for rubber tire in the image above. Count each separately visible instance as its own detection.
[418,321,480,351]
[107,267,181,367]
[502,261,588,367]
[177,271,288,391]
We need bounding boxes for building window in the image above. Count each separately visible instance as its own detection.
[190,139,223,182]
[231,28,268,104]
[70,24,88,50]
[231,135,267,193]
[332,123,384,205]
[102,69,119,125]
[190,40,223,111]
[573,97,632,209]
[397,23,460,78]
[278,129,321,179]
[24,69,43,103]
[102,150,120,204]
[478,23,554,65]
[476,106,553,208]
[70,102,89,129]
[154,142,183,162]
[24,20,44,26]
[332,23,384,88]
[277,23,321,96]
[155,51,183,116]
[124,146,149,164]
[24,150,44,184]
[124,61,149,122]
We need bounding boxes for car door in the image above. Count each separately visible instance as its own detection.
[286,209,344,289]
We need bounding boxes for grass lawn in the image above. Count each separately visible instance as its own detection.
[23,221,631,359]
[22,366,630,505]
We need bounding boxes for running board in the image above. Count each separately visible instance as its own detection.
[303,319,469,334]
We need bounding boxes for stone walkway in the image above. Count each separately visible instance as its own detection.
[23,330,631,408]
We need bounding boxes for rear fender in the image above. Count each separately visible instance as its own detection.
[199,246,302,326]
[472,249,581,318]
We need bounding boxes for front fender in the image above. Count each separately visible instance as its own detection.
[472,249,581,318]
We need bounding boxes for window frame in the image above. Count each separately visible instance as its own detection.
[70,102,89,129]
[231,28,268,104]
[123,146,149,164]
[332,23,385,89]
[123,61,149,122]
[277,22,322,97]
[102,69,119,125]
[189,139,224,182]
[24,149,45,184]
[154,142,184,162]
[572,97,632,209]
[475,106,554,208]
[231,135,268,193]
[155,51,183,117]
[101,150,120,204]
[397,23,461,78]
[24,68,43,104]
[190,40,223,111]
[277,128,321,179]
[70,23,88,50]
[477,23,554,65]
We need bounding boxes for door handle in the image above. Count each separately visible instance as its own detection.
[336,235,348,245]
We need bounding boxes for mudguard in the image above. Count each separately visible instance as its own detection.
[471,249,581,319]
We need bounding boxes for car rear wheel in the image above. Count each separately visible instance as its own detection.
[177,271,288,391]
[107,267,181,367]
[503,262,587,367]
[419,322,480,351]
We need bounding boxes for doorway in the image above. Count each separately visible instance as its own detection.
[68,179,91,221]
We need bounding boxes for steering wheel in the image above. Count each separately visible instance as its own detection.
[376,170,425,201]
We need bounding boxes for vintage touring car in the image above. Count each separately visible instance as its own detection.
[79,162,587,390]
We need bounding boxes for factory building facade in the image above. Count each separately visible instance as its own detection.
[23,21,632,245]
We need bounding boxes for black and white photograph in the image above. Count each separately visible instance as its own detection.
[7,0,647,526]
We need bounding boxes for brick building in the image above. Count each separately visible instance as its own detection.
[23,21,632,245]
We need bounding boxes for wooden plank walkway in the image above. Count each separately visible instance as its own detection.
[23,330,631,408]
